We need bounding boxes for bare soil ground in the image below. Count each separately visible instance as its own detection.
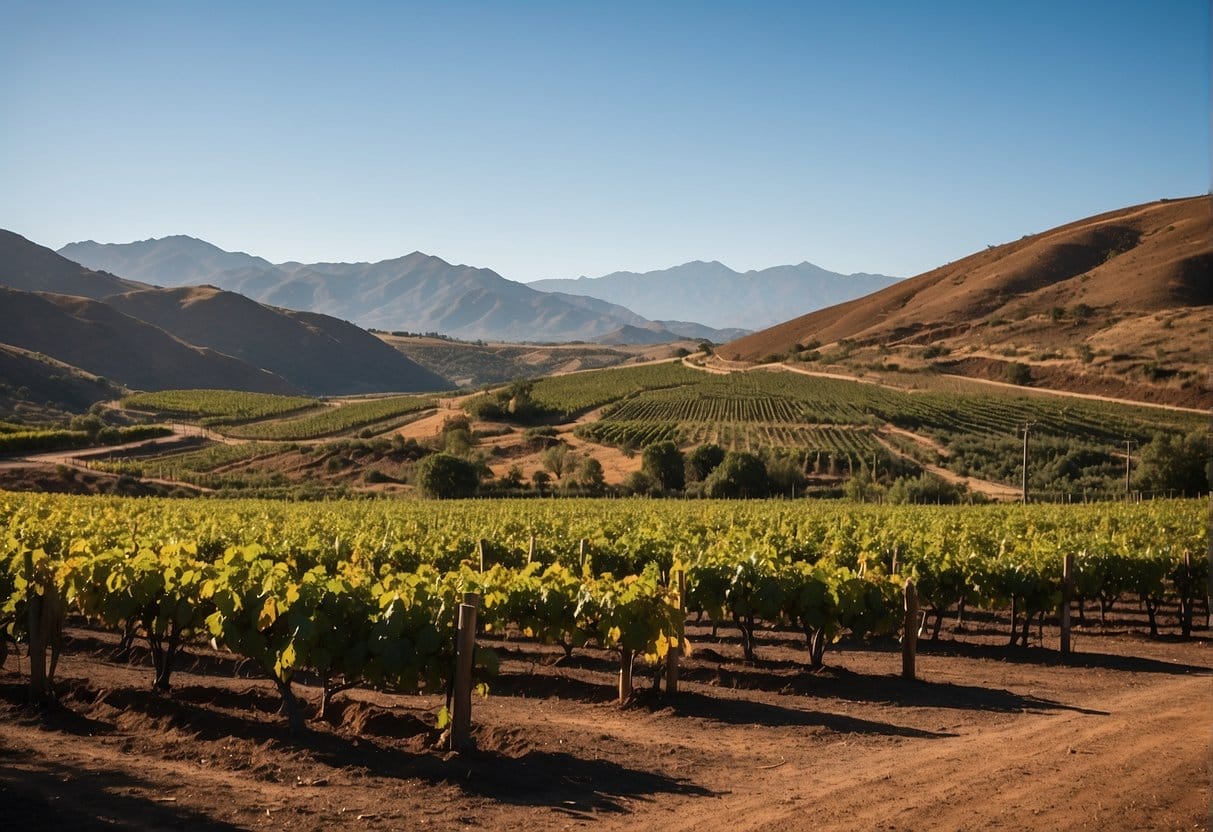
[2,608,1209,832]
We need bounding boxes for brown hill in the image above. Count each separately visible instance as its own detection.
[0,230,147,299]
[720,197,1211,405]
[0,287,298,394]
[0,344,123,418]
[106,285,449,395]
[0,231,451,396]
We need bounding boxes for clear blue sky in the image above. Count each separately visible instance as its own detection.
[2,0,1208,281]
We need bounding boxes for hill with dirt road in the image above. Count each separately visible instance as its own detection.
[719,197,1211,408]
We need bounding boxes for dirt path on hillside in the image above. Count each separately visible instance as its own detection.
[873,432,1022,500]
[881,425,950,457]
[695,356,1209,416]
[937,373,1210,415]
[0,426,227,493]
[682,354,731,374]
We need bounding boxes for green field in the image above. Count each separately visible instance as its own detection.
[122,389,320,425]
[220,395,437,440]
[547,365,1206,495]
[526,361,702,418]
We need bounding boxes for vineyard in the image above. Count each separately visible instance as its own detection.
[583,369,1202,444]
[93,441,294,484]
[526,361,702,418]
[545,366,1207,493]
[3,493,1206,722]
[121,389,320,426]
[0,424,173,455]
[219,395,437,440]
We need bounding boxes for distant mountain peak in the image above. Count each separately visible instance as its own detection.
[530,260,900,330]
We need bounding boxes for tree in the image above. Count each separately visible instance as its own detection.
[507,380,536,419]
[441,415,475,455]
[844,465,883,502]
[1005,362,1032,385]
[686,443,725,482]
[704,451,768,498]
[531,470,552,492]
[414,453,479,499]
[1133,431,1210,497]
[501,464,525,489]
[764,452,807,496]
[623,470,657,496]
[641,441,684,491]
[542,444,571,479]
[576,457,606,493]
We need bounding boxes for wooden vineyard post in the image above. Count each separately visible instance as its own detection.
[1180,550,1195,639]
[527,534,536,565]
[579,538,588,569]
[902,578,918,681]
[666,569,686,695]
[477,539,489,572]
[450,592,480,752]
[24,550,46,704]
[1060,554,1074,659]
[619,649,634,705]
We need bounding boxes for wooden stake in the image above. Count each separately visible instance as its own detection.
[579,538,588,569]
[902,579,918,681]
[477,539,488,572]
[666,569,686,695]
[24,550,46,704]
[450,594,479,752]
[527,535,536,565]
[1060,554,1074,658]
[619,648,634,704]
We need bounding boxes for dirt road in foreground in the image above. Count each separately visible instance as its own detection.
[1,617,1208,832]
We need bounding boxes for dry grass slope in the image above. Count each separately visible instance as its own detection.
[720,197,1212,398]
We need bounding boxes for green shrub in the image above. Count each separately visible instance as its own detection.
[414,453,479,498]
[704,451,768,498]
[1005,362,1032,385]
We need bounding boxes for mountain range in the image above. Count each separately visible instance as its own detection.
[59,237,749,344]
[530,262,901,330]
[0,231,449,396]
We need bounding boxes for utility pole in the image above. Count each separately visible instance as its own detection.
[1123,438,1134,499]
[1020,422,1035,504]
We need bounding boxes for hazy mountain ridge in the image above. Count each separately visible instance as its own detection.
[529,261,902,330]
[59,238,748,343]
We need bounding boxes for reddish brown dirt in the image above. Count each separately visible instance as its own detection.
[2,609,1209,832]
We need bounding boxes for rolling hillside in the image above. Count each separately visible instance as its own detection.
[105,286,449,395]
[719,197,1212,406]
[0,232,451,396]
[0,287,296,394]
[0,229,147,299]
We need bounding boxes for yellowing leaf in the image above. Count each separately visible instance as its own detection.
[258,596,278,630]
